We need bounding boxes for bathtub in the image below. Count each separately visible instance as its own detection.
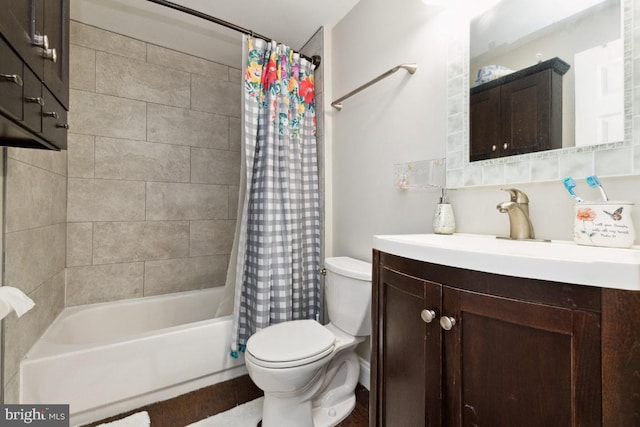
[20,287,246,426]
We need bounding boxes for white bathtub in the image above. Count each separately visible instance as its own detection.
[20,288,246,426]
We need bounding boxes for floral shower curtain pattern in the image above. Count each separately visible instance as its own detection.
[230,36,321,356]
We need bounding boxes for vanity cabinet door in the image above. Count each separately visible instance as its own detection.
[374,266,442,427]
[442,287,602,427]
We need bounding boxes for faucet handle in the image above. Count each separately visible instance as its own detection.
[501,188,530,204]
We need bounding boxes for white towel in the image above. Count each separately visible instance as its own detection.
[187,397,264,426]
[0,286,35,320]
[96,411,150,427]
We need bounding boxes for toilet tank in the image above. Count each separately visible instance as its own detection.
[324,257,372,337]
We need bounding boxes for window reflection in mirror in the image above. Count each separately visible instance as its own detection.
[470,0,622,150]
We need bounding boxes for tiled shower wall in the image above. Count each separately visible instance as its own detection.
[66,22,241,306]
[3,148,67,403]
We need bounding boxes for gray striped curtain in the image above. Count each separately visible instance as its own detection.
[230,36,321,356]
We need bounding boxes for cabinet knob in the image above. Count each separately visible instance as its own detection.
[25,97,45,106]
[491,145,497,152]
[503,142,509,150]
[32,34,49,50]
[42,48,57,63]
[43,111,59,119]
[55,123,69,129]
[420,309,436,323]
[0,74,23,87]
[439,316,456,331]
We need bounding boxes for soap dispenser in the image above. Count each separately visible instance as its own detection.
[433,188,456,234]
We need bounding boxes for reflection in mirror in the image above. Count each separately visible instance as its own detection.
[471,0,622,152]
[445,0,637,188]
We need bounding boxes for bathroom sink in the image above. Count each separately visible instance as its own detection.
[373,233,640,290]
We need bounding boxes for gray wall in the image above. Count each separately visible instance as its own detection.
[66,22,241,305]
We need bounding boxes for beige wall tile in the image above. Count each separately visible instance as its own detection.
[66,262,144,306]
[68,178,146,222]
[70,21,147,60]
[191,74,241,117]
[147,103,229,149]
[315,92,324,138]
[4,376,19,404]
[93,221,189,264]
[229,117,241,152]
[7,147,67,176]
[4,224,66,295]
[3,141,67,399]
[191,148,241,185]
[70,44,96,91]
[5,159,66,232]
[96,52,190,108]
[51,171,67,226]
[62,24,246,309]
[228,185,240,220]
[95,137,190,182]
[144,255,228,295]
[67,222,93,267]
[228,67,242,84]
[146,44,228,79]
[301,28,323,58]
[2,270,64,390]
[146,182,228,220]
[190,220,236,256]
[69,90,146,140]
[67,133,95,178]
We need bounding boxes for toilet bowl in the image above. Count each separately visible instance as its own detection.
[244,257,372,427]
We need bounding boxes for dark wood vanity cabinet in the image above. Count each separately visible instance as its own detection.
[470,58,568,161]
[372,251,640,426]
[376,267,443,426]
[0,0,69,150]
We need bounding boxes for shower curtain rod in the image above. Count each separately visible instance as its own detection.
[145,0,322,68]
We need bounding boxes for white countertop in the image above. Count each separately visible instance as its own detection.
[373,233,640,291]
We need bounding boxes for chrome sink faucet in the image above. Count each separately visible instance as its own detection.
[496,188,535,240]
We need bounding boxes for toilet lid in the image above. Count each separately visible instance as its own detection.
[246,319,335,364]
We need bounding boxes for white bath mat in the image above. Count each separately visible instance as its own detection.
[96,411,150,427]
[186,397,263,427]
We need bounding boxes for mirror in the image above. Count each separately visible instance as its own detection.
[471,0,622,153]
[445,0,638,188]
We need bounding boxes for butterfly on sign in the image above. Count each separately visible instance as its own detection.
[603,207,623,221]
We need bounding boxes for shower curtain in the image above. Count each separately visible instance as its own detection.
[226,36,321,357]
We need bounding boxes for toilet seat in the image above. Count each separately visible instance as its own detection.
[246,319,335,369]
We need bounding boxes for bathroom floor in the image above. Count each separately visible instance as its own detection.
[83,375,369,427]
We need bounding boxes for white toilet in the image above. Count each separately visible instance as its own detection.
[244,256,372,427]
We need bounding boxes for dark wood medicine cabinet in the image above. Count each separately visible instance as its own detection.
[371,250,640,426]
[470,57,569,162]
[0,0,70,150]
